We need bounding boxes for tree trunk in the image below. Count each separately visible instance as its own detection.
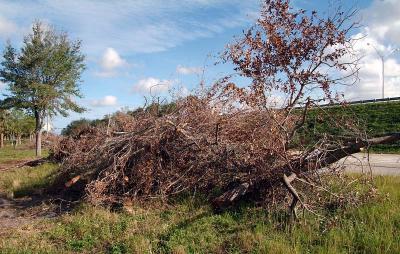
[35,130,42,157]
[12,135,16,149]
[0,133,3,148]
[35,111,43,157]
[212,133,400,211]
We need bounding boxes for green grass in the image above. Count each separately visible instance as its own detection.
[0,175,398,253]
[369,144,400,154]
[301,101,400,154]
[0,162,58,198]
[0,146,399,253]
[0,144,49,163]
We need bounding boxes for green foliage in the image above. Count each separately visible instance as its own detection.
[3,109,35,137]
[61,118,103,136]
[60,101,177,137]
[0,109,6,132]
[128,101,177,117]
[0,21,85,131]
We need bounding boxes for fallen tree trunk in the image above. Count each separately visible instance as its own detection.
[0,158,49,172]
[212,133,400,211]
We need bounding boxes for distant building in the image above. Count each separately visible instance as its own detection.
[42,121,53,132]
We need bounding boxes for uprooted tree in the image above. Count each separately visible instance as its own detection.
[211,0,363,209]
[50,0,399,218]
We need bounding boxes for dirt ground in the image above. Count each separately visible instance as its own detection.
[0,159,34,171]
[0,192,77,235]
[0,162,71,234]
[0,195,52,233]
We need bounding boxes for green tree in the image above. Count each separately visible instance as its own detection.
[21,111,36,142]
[0,21,85,156]
[0,109,7,148]
[62,118,93,137]
[7,109,23,146]
[0,109,35,147]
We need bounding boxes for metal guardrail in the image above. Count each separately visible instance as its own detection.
[320,96,400,107]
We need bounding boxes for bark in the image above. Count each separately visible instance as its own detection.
[212,133,400,211]
[11,135,16,148]
[35,110,43,157]
[283,173,299,221]
[36,130,42,157]
[0,132,3,148]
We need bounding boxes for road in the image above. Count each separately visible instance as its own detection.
[337,153,400,175]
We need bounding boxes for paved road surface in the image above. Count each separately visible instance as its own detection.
[338,153,400,175]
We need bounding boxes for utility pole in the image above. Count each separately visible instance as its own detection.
[367,43,399,99]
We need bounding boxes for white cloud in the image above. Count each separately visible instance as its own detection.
[0,16,18,38]
[361,0,400,45]
[90,95,118,107]
[341,34,400,100]
[96,48,127,77]
[341,1,400,100]
[170,84,192,98]
[132,77,174,94]
[176,65,202,75]
[0,0,259,54]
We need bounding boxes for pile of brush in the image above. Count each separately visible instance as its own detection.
[51,96,295,205]
[49,91,391,217]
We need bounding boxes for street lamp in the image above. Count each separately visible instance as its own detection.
[367,43,400,99]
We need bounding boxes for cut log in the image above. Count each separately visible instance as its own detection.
[212,183,250,212]
[65,175,81,188]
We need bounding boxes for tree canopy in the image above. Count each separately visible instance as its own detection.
[219,0,359,109]
[0,21,86,155]
[61,118,101,137]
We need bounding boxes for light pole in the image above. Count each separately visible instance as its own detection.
[367,43,400,99]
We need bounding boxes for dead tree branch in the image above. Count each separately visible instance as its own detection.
[212,133,400,211]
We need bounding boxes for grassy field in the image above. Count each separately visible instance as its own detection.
[303,101,400,153]
[0,143,49,164]
[0,148,399,253]
[0,162,57,198]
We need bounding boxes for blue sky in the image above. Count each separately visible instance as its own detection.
[0,0,399,131]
